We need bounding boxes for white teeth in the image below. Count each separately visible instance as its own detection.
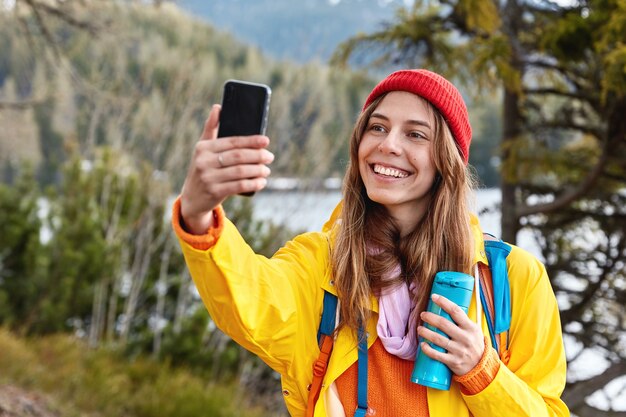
[373,164,408,178]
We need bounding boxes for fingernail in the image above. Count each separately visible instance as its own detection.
[432,294,440,301]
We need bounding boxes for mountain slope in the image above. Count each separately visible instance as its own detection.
[177,0,411,62]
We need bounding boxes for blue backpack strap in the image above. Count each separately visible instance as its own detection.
[354,325,368,417]
[317,291,338,344]
[482,239,512,351]
[478,273,499,351]
[310,292,370,417]
[307,290,338,417]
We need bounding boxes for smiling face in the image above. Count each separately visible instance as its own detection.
[358,91,438,234]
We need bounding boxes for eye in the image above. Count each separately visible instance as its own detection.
[408,130,428,140]
[369,123,387,133]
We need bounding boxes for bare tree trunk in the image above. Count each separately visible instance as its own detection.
[152,236,173,356]
[85,100,103,159]
[499,0,524,244]
[106,245,128,342]
[207,329,232,381]
[173,269,191,335]
[88,278,107,347]
[119,211,156,343]
[88,171,124,346]
[500,88,522,243]
[106,179,144,343]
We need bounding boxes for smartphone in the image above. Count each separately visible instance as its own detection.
[217,80,271,197]
[217,80,271,138]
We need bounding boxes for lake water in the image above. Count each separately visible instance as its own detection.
[251,188,540,257]
[253,188,500,232]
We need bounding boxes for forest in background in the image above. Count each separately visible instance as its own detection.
[0,1,502,188]
[0,0,625,416]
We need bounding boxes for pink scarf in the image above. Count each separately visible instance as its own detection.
[375,263,420,361]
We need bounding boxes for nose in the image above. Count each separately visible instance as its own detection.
[377,130,402,155]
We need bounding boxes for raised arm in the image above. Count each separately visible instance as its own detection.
[180,104,274,234]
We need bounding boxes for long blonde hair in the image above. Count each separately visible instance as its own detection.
[332,93,476,332]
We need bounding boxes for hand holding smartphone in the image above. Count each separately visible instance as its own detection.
[217,80,272,196]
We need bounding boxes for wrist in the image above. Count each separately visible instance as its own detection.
[172,197,225,251]
[180,195,215,235]
[182,210,214,235]
[453,337,500,395]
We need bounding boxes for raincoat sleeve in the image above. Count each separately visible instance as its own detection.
[174,208,330,376]
[462,246,570,416]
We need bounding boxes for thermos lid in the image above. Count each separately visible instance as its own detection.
[434,271,474,291]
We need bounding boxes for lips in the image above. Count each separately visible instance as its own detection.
[372,163,410,178]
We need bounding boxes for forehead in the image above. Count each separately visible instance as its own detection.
[373,91,435,124]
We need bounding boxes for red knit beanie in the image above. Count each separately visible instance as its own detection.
[363,69,472,164]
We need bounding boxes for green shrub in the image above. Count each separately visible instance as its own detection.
[0,329,266,417]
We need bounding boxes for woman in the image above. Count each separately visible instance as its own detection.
[172,69,569,416]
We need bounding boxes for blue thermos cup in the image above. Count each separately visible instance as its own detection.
[411,271,475,390]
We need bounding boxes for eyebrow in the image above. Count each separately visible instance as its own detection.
[370,112,432,130]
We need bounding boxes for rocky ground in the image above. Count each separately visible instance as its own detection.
[0,386,58,417]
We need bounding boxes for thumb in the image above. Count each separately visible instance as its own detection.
[200,104,221,140]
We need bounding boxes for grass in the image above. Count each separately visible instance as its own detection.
[0,328,268,417]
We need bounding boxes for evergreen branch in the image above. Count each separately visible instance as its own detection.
[560,265,611,324]
[21,0,61,61]
[564,360,626,414]
[521,0,583,15]
[523,58,591,90]
[24,0,98,35]
[0,99,44,109]
[551,209,626,220]
[515,139,609,217]
[572,403,626,417]
[524,87,595,103]
[527,120,604,138]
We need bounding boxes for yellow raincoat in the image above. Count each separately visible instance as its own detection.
[173,202,569,417]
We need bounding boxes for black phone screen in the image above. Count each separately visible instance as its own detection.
[217,80,271,138]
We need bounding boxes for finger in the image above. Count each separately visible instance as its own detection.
[216,148,275,168]
[417,325,452,352]
[209,135,272,153]
[192,136,272,168]
[431,294,474,328]
[208,164,271,183]
[200,104,221,140]
[419,341,452,366]
[420,310,462,341]
[207,177,269,196]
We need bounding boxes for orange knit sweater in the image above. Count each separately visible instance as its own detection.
[336,338,429,416]
[335,337,500,417]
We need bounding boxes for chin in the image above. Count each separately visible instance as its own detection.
[365,189,399,206]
